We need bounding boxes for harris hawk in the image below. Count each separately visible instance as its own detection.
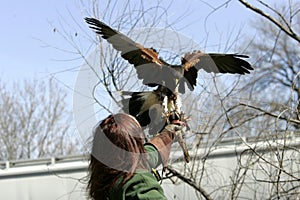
[85,17,253,135]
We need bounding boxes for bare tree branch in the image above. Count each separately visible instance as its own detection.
[238,0,300,43]
[239,102,300,124]
[166,166,213,200]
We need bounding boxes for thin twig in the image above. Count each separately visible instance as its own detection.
[166,166,213,200]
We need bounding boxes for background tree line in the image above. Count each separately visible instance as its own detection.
[0,78,82,160]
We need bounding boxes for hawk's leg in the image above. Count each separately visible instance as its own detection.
[174,92,182,115]
[167,94,190,163]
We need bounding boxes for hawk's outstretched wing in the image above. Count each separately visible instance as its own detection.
[85,17,167,87]
[181,51,253,91]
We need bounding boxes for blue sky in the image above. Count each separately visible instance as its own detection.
[0,0,261,144]
[1,0,81,83]
[0,0,257,87]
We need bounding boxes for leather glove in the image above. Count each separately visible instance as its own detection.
[164,124,185,141]
[146,124,184,169]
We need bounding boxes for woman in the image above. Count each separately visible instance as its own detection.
[88,113,181,200]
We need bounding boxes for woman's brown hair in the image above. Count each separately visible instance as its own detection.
[88,113,148,200]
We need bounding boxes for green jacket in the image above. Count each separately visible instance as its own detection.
[108,145,167,200]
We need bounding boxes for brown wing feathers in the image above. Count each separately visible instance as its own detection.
[182,51,253,90]
[85,18,162,68]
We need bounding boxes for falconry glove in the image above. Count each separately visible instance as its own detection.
[146,124,185,169]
